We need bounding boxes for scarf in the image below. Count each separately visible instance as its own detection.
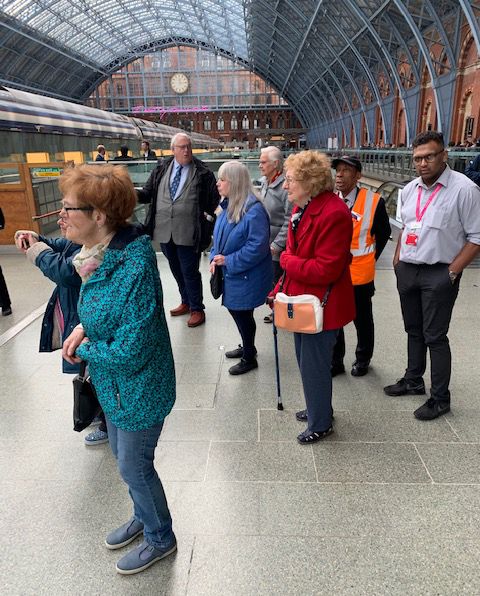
[291,199,311,234]
[72,232,115,283]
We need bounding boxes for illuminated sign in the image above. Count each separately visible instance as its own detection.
[132,105,211,119]
[31,167,63,177]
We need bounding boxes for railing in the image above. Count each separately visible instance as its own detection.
[327,149,479,180]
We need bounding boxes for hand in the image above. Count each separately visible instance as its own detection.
[213,254,225,266]
[14,230,36,253]
[209,262,216,274]
[270,245,280,256]
[26,233,39,248]
[62,327,86,364]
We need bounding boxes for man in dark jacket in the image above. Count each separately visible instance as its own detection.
[464,148,480,186]
[0,207,12,316]
[138,133,220,327]
[140,141,157,161]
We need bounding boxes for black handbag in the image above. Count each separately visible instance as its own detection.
[73,361,101,432]
[210,266,223,299]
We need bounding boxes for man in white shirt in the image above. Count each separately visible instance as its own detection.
[384,131,480,420]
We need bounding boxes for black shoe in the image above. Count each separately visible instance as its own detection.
[296,409,308,422]
[225,346,258,359]
[414,398,450,420]
[384,377,426,397]
[1,307,12,316]
[331,363,345,378]
[229,358,258,375]
[225,345,243,359]
[297,426,333,444]
[295,409,334,422]
[351,361,369,377]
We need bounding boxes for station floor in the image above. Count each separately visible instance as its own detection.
[1,245,480,595]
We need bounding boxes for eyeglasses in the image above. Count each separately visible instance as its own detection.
[413,150,444,164]
[61,206,94,214]
[284,176,300,185]
[174,144,191,150]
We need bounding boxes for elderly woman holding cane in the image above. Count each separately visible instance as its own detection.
[61,164,176,574]
[210,160,272,375]
[272,151,355,444]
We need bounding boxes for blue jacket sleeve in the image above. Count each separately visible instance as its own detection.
[35,243,81,288]
[464,154,480,186]
[224,203,271,275]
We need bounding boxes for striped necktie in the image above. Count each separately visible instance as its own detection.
[170,165,183,200]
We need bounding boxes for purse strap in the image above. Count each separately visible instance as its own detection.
[279,270,332,306]
[78,360,88,381]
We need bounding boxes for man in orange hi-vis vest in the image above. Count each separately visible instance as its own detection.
[331,156,391,377]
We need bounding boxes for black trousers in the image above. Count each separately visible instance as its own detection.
[332,282,375,367]
[0,265,11,309]
[228,309,257,361]
[395,261,460,403]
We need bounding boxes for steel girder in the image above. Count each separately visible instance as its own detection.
[0,0,479,147]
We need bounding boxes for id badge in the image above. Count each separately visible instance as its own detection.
[410,221,422,230]
[405,232,418,246]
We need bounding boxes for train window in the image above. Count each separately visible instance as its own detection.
[64,151,84,165]
[26,152,49,164]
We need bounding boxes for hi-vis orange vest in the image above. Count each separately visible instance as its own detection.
[350,188,381,285]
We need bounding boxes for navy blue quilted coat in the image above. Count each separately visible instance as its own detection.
[75,226,175,431]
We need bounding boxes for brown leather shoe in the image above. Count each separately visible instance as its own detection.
[187,311,205,327]
[170,303,190,316]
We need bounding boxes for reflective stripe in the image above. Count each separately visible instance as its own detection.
[355,189,375,256]
[351,244,376,257]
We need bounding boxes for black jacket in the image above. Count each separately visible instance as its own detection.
[137,156,220,250]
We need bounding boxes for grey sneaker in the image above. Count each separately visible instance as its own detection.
[84,428,108,445]
[105,517,144,550]
[116,539,177,575]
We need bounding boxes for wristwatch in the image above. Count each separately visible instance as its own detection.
[448,270,458,284]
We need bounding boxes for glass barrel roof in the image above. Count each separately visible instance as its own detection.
[1,0,479,141]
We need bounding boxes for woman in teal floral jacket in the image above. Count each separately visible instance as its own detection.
[62,164,176,575]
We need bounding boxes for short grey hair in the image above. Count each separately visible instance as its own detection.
[171,133,192,150]
[261,146,283,168]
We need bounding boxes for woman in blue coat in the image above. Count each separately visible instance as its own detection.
[61,164,176,575]
[210,161,272,375]
[15,224,81,373]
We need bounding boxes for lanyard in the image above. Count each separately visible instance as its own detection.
[416,183,442,222]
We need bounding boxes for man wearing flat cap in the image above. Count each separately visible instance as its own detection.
[331,156,391,377]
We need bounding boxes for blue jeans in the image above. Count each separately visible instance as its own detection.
[105,416,175,550]
[160,239,204,311]
[294,329,339,432]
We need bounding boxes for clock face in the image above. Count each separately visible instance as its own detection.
[170,73,189,94]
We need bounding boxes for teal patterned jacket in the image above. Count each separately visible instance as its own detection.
[76,226,175,431]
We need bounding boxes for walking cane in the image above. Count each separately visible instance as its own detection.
[272,311,283,411]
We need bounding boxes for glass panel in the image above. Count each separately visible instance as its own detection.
[0,165,20,185]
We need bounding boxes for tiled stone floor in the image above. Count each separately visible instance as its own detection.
[1,246,480,595]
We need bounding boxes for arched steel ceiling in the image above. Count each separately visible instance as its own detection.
[1,0,479,146]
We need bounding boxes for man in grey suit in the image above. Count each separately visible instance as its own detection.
[138,133,220,327]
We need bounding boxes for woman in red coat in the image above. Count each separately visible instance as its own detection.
[273,151,355,443]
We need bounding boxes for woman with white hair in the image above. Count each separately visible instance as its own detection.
[210,161,272,375]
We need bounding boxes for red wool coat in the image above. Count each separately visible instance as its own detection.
[274,190,356,331]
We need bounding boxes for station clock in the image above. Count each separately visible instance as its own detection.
[170,73,189,94]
